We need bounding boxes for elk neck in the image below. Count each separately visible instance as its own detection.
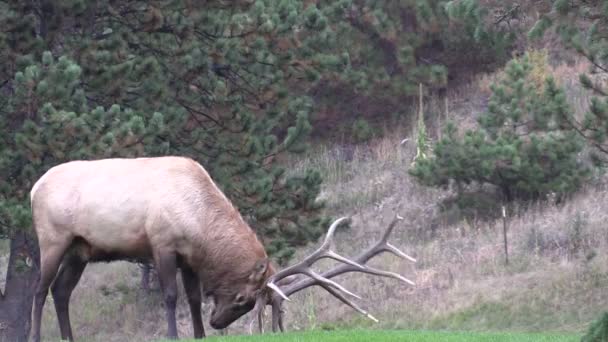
[189,171,269,291]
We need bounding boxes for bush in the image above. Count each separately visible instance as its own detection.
[582,312,608,342]
[409,52,590,201]
[351,118,374,143]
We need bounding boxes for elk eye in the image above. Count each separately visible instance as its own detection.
[234,294,246,305]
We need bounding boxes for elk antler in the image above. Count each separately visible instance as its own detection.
[260,214,416,333]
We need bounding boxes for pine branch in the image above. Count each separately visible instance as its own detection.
[579,49,608,74]
[559,113,608,155]
[493,4,520,27]
[345,7,401,75]
[175,97,247,135]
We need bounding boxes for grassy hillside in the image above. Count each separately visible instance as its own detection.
[270,55,605,336]
[5,55,606,342]
[273,138,607,336]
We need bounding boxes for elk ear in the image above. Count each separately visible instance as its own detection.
[250,258,269,282]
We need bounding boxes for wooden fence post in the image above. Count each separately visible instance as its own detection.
[502,205,509,265]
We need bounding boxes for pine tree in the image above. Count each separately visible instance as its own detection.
[409,53,589,201]
[0,1,357,339]
[310,0,514,133]
[530,0,608,161]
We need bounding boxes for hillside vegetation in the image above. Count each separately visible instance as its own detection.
[16,54,604,341]
[2,1,608,341]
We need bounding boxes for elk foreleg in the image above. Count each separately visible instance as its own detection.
[51,253,87,341]
[181,266,205,339]
[155,251,179,339]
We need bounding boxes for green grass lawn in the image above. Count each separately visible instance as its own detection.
[177,330,580,342]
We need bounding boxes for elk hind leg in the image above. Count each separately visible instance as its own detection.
[31,238,72,342]
[155,251,179,339]
[51,252,87,341]
[181,265,205,339]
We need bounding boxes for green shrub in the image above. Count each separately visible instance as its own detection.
[410,53,590,202]
[582,312,608,342]
[351,118,374,143]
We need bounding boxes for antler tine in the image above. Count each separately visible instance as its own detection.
[317,283,378,323]
[267,282,290,301]
[324,250,367,270]
[257,308,265,334]
[302,269,361,299]
[380,215,404,243]
[267,216,365,300]
[317,217,367,270]
[321,216,351,247]
[271,299,284,332]
[314,217,367,270]
[385,242,417,262]
[354,265,416,286]
[268,217,352,282]
[373,215,416,263]
[253,296,267,334]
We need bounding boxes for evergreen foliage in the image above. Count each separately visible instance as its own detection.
[0,0,367,264]
[336,0,514,95]
[0,0,519,264]
[409,53,589,201]
[530,0,608,160]
[351,118,374,143]
[414,84,430,164]
[582,312,608,342]
[310,0,514,132]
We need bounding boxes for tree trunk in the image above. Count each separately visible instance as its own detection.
[0,231,40,342]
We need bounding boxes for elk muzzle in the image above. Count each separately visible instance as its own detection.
[210,300,256,329]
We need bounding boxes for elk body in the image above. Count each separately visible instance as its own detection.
[29,156,275,341]
[29,156,417,342]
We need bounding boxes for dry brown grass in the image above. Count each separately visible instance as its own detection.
[272,134,608,336]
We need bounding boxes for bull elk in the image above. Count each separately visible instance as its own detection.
[29,156,415,341]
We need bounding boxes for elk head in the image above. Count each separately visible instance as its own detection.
[209,258,276,329]
[257,215,417,333]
